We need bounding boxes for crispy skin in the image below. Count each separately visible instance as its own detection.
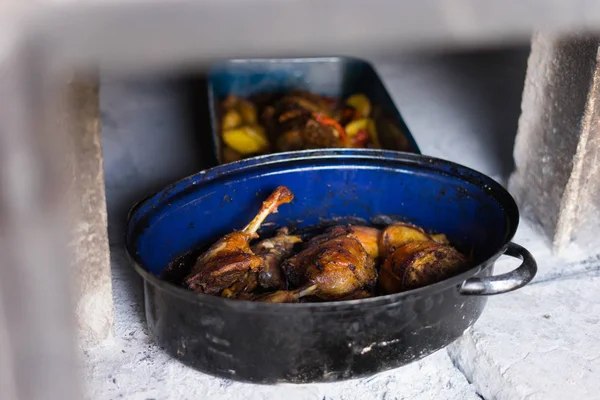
[379,241,468,294]
[281,226,377,300]
[379,222,432,258]
[348,225,381,259]
[186,232,261,295]
[221,228,301,297]
[252,227,302,290]
[221,270,259,298]
[184,186,294,295]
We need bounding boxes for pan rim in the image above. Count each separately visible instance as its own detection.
[125,148,518,312]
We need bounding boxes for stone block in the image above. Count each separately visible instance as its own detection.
[0,52,83,400]
[448,273,600,400]
[509,33,600,255]
[65,76,113,348]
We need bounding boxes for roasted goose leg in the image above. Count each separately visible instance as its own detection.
[184,186,294,295]
[221,272,258,299]
[252,227,302,290]
[262,226,377,302]
[222,227,301,298]
[379,241,468,294]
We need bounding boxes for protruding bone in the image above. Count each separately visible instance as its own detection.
[242,186,294,235]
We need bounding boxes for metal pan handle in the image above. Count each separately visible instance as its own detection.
[460,242,537,296]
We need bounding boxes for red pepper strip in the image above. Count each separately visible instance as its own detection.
[352,129,370,148]
[312,112,348,144]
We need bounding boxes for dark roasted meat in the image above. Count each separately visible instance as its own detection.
[272,226,377,302]
[184,186,294,295]
[379,241,468,294]
[252,227,302,290]
[261,93,348,151]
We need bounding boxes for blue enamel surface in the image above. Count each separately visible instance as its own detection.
[207,57,421,162]
[126,150,518,277]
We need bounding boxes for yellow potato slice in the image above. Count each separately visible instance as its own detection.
[222,125,269,155]
[237,99,258,124]
[379,222,433,258]
[346,93,371,118]
[345,117,380,148]
[345,118,370,137]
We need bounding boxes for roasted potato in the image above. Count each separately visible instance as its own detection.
[346,93,371,118]
[379,222,432,258]
[222,125,269,155]
[345,117,380,148]
[237,98,258,124]
[349,225,381,259]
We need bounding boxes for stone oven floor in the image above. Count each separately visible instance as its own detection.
[91,49,600,399]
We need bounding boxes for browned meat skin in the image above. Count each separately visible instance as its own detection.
[348,225,381,259]
[280,226,377,301]
[280,95,326,114]
[379,222,433,258]
[252,227,302,290]
[261,93,345,151]
[221,272,258,298]
[301,118,342,148]
[221,227,301,298]
[184,186,294,295]
[379,241,468,294]
[284,90,337,113]
[266,98,312,134]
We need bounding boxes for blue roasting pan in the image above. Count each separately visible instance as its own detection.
[125,149,536,383]
[207,57,421,164]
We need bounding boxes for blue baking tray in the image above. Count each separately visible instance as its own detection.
[207,57,421,164]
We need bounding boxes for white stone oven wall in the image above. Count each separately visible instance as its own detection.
[21,38,600,399]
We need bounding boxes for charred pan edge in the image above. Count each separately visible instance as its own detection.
[125,149,518,313]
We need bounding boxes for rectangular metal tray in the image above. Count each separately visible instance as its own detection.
[207,57,421,164]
